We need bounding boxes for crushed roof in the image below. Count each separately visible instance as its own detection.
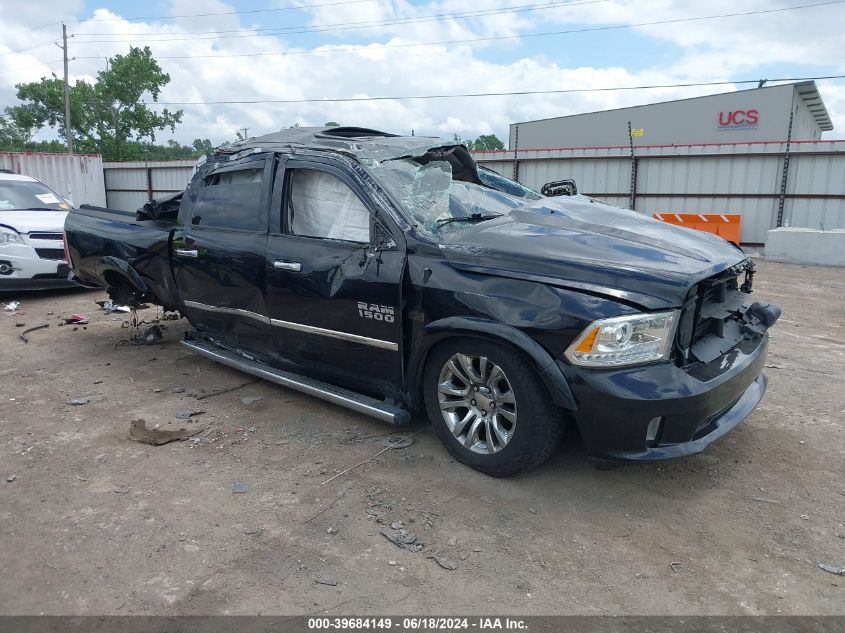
[219,126,455,160]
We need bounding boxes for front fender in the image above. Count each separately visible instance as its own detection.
[407,316,577,411]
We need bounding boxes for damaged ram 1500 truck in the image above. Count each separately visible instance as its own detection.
[65,126,780,476]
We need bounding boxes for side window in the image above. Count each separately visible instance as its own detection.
[287,169,371,243]
[191,167,264,231]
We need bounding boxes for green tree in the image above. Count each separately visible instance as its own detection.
[472,134,504,151]
[192,138,214,155]
[0,114,31,149]
[450,133,505,151]
[452,133,472,149]
[6,46,183,159]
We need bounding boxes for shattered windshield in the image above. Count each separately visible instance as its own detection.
[478,166,543,200]
[366,157,529,239]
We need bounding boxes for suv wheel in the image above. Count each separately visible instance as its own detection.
[424,339,563,477]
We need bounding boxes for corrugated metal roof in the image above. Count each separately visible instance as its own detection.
[794,81,833,131]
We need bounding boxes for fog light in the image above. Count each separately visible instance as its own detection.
[646,416,663,445]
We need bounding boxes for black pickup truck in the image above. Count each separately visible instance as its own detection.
[66,126,780,476]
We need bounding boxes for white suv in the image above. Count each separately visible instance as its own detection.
[0,171,74,290]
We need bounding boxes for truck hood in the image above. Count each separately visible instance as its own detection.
[0,210,68,234]
[438,196,748,310]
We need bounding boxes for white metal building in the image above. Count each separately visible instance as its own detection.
[474,82,844,244]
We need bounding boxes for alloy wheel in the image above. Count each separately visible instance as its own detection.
[437,353,517,455]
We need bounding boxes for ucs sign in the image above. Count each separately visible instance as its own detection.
[718,109,759,130]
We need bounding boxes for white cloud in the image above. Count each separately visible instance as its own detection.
[1,0,843,148]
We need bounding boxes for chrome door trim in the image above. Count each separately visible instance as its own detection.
[270,318,398,351]
[182,300,398,351]
[174,249,199,258]
[183,300,269,325]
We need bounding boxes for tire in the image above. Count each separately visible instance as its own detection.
[423,337,563,477]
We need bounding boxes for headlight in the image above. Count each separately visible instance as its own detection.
[0,227,24,245]
[564,311,678,368]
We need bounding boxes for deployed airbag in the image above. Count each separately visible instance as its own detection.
[290,170,370,243]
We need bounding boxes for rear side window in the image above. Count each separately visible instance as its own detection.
[190,167,264,231]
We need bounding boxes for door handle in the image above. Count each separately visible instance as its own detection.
[274,260,302,272]
[175,249,198,258]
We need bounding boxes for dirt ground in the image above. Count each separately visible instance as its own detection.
[0,259,843,616]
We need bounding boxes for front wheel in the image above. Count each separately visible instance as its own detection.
[423,339,563,477]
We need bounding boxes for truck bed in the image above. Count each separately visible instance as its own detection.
[65,205,181,309]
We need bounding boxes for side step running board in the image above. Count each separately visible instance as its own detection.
[181,337,411,425]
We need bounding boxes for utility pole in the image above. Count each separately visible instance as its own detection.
[56,23,73,154]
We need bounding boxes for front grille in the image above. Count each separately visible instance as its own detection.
[29,232,63,241]
[677,260,755,364]
[35,248,66,261]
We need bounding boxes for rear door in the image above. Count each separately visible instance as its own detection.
[264,155,406,397]
[171,154,273,357]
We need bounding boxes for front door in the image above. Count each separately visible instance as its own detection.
[264,157,405,398]
[171,154,273,357]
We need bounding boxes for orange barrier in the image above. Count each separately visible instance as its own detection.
[652,213,741,245]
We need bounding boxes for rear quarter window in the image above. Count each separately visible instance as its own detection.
[190,167,265,231]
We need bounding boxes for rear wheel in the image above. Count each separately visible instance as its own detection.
[424,338,563,477]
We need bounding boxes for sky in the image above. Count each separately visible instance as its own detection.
[1,0,844,146]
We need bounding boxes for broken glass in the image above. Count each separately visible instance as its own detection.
[367,158,529,239]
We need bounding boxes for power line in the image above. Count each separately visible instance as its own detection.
[72,0,845,60]
[3,0,379,38]
[73,0,377,24]
[137,75,845,106]
[0,40,60,58]
[70,0,609,40]
[0,58,64,75]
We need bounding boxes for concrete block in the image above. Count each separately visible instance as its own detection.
[764,228,845,267]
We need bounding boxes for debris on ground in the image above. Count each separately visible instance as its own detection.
[314,577,338,587]
[241,396,262,405]
[232,481,247,494]
[244,528,263,536]
[6,474,16,483]
[379,436,414,449]
[15,322,24,327]
[322,429,425,485]
[128,418,205,446]
[19,323,49,343]
[380,528,424,553]
[752,497,781,504]
[63,314,89,325]
[194,379,260,400]
[67,397,91,406]
[326,527,336,534]
[670,562,681,573]
[818,563,845,576]
[427,553,458,571]
[4,301,20,312]
[96,300,130,314]
[175,410,205,420]
[129,324,165,346]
